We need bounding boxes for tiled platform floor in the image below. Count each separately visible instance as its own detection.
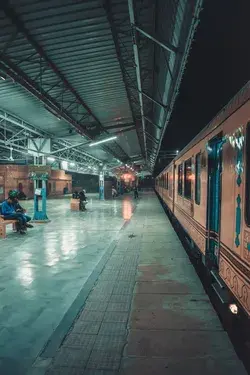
[0,194,136,375]
[40,192,247,375]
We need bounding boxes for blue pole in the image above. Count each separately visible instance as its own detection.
[32,180,49,222]
[99,171,104,200]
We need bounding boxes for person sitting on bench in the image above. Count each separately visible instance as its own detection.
[79,189,87,211]
[1,196,27,234]
[8,190,33,229]
[12,196,33,228]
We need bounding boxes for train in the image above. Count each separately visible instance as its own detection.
[155,80,250,319]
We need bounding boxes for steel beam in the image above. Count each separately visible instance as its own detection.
[104,122,134,130]
[50,141,89,155]
[140,91,167,110]
[1,3,101,126]
[144,116,161,130]
[114,126,135,135]
[1,2,129,162]
[128,0,147,161]
[103,0,145,157]
[0,108,103,166]
[134,26,177,54]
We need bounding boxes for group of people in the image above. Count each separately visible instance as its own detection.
[0,191,33,234]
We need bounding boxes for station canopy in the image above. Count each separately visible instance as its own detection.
[0,0,202,174]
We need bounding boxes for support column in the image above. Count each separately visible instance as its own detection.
[31,155,50,222]
[99,169,104,200]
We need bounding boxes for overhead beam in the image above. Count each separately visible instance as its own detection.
[144,116,161,130]
[134,26,178,54]
[1,2,129,162]
[50,141,89,155]
[0,108,103,165]
[1,3,101,126]
[128,0,147,161]
[140,91,167,110]
[103,0,145,157]
[104,122,134,130]
[114,126,135,135]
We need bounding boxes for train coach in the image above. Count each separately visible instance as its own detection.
[156,81,250,319]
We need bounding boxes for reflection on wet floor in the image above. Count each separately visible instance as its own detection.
[0,193,136,374]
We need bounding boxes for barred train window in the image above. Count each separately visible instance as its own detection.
[178,164,183,195]
[184,158,192,199]
[166,173,169,190]
[195,153,201,205]
[246,123,250,225]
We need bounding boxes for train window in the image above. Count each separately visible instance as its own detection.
[178,164,183,195]
[169,170,173,197]
[166,173,169,190]
[246,123,250,225]
[195,153,201,205]
[184,158,192,199]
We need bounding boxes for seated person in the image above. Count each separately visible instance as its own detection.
[72,191,79,199]
[1,196,27,234]
[78,189,87,211]
[12,196,33,228]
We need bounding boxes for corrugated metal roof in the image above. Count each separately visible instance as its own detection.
[0,0,203,169]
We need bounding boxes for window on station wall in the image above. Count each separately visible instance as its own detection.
[246,123,250,225]
[184,158,192,199]
[178,164,183,195]
[195,153,201,205]
[166,173,169,190]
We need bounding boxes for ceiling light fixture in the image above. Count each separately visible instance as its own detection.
[61,160,68,170]
[47,156,55,162]
[89,136,117,147]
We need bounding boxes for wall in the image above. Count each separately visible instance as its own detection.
[71,172,99,193]
[0,165,72,201]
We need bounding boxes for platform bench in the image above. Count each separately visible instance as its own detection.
[0,216,17,239]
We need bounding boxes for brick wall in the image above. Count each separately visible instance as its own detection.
[0,165,72,201]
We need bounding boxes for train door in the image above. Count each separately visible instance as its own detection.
[206,134,223,269]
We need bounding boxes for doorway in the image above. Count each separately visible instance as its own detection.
[206,134,223,269]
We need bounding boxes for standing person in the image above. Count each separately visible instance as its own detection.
[1,196,27,234]
[112,186,117,198]
[134,186,139,199]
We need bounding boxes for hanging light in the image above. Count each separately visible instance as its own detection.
[89,136,117,147]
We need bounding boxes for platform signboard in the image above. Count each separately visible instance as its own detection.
[28,165,51,180]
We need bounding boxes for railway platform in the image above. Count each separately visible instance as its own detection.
[0,192,247,374]
[41,192,246,375]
